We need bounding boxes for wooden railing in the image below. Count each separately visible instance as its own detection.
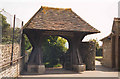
[0,55,26,69]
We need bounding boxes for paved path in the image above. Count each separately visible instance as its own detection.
[19,60,119,77]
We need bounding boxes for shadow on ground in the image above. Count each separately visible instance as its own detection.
[21,68,79,75]
[95,65,118,72]
[95,60,118,72]
[21,60,118,75]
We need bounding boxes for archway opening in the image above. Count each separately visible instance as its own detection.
[42,36,69,70]
[22,34,71,74]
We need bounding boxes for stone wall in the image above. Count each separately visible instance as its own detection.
[79,42,96,70]
[0,44,21,78]
[101,39,112,68]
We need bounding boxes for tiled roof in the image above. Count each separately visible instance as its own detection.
[23,6,100,33]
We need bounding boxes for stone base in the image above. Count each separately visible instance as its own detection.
[27,65,45,74]
[73,64,86,73]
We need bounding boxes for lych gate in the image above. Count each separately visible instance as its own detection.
[21,6,100,74]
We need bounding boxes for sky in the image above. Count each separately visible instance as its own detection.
[0,0,120,45]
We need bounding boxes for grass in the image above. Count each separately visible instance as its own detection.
[95,56,103,59]
[44,62,62,68]
[95,56,103,61]
[53,64,62,68]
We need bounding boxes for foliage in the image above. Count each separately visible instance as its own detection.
[14,27,21,43]
[0,13,10,30]
[1,13,11,44]
[89,39,99,49]
[1,13,21,44]
[89,39,103,56]
[42,36,68,68]
[24,34,32,50]
[53,63,62,68]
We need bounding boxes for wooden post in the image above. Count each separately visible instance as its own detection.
[10,15,16,65]
[72,36,83,65]
[20,21,24,56]
[72,35,86,72]
[26,31,45,73]
[69,40,73,69]
[20,21,24,74]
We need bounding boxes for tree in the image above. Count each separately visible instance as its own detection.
[24,34,32,50]
[0,13,11,44]
[1,13,21,44]
[42,36,68,67]
[0,13,10,30]
[89,39,103,56]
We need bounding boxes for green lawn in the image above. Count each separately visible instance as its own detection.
[95,56,103,59]
[95,56,103,61]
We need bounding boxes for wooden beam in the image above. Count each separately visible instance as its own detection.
[42,31,74,37]
[10,15,16,65]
